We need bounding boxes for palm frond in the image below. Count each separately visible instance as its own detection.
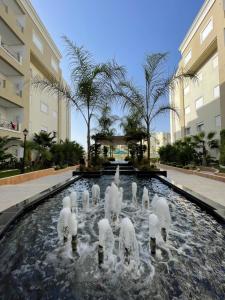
[150,104,179,123]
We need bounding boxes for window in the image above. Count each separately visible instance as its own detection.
[184,50,192,65]
[215,115,221,127]
[197,122,204,132]
[184,85,190,95]
[185,127,191,135]
[213,85,220,98]
[196,97,203,110]
[185,106,190,115]
[40,102,48,113]
[32,31,43,53]
[212,56,218,69]
[52,111,57,118]
[200,19,213,44]
[51,57,58,72]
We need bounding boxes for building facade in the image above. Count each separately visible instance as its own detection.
[0,0,70,157]
[170,0,225,150]
[149,132,171,158]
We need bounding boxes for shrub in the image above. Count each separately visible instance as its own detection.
[220,130,225,165]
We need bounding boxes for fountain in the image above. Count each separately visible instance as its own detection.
[114,165,120,186]
[149,213,160,254]
[98,218,114,267]
[142,186,149,209]
[132,182,137,206]
[105,182,121,223]
[70,191,77,213]
[57,196,72,242]
[119,217,139,266]
[92,184,100,205]
[1,167,225,299]
[153,197,171,242]
[82,190,89,211]
[69,212,78,252]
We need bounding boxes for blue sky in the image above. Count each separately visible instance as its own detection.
[31,0,203,147]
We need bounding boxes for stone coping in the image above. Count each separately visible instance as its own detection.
[0,165,79,185]
[159,164,225,183]
[0,175,81,240]
[156,174,225,224]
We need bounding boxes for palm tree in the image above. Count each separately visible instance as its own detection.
[192,131,219,166]
[0,136,20,162]
[113,53,194,160]
[33,36,125,166]
[33,131,56,148]
[120,110,147,159]
[93,103,118,137]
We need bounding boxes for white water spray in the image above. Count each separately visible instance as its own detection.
[119,217,139,265]
[70,191,77,213]
[98,218,114,264]
[142,187,149,209]
[105,183,121,222]
[114,165,120,186]
[57,196,72,242]
[153,197,171,241]
[132,182,137,206]
[92,184,100,205]
[82,190,89,211]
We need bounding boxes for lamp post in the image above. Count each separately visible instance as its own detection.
[21,128,28,174]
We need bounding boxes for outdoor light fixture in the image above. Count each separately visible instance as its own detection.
[23,128,28,137]
[21,128,28,174]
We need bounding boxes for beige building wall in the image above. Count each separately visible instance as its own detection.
[0,0,70,158]
[170,0,225,150]
[144,132,171,158]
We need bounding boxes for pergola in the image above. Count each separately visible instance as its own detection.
[92,135,141,146]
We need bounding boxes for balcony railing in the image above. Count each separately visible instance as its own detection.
[0,40,22,63]
[0,119,19,131]
[0,76,22,98]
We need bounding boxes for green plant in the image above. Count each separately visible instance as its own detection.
[192,131,219,166]
[220,129,225,166]
[0,136,20,164]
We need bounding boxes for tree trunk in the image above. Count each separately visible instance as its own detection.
[87,119,91,167]
[147,123,151,162]
[202,142,207,166]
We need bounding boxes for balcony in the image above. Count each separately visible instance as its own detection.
[0,118,19,131]
[0,97,23,133]
[0,59,24,102]
[0,0,26,34]
[0,18,25,64]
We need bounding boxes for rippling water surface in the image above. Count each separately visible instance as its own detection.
[0,175,225,300]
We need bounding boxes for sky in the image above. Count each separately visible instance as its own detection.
[31,0,203,148]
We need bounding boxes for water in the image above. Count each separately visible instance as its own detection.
[0,175,225,299]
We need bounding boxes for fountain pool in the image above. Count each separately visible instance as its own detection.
[0,175,225,299]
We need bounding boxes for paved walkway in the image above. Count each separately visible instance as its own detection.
[166,169,225,207]
[0,170,74,212]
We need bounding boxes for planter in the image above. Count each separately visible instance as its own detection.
[72,171,102,178]
[136,170,167,178]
